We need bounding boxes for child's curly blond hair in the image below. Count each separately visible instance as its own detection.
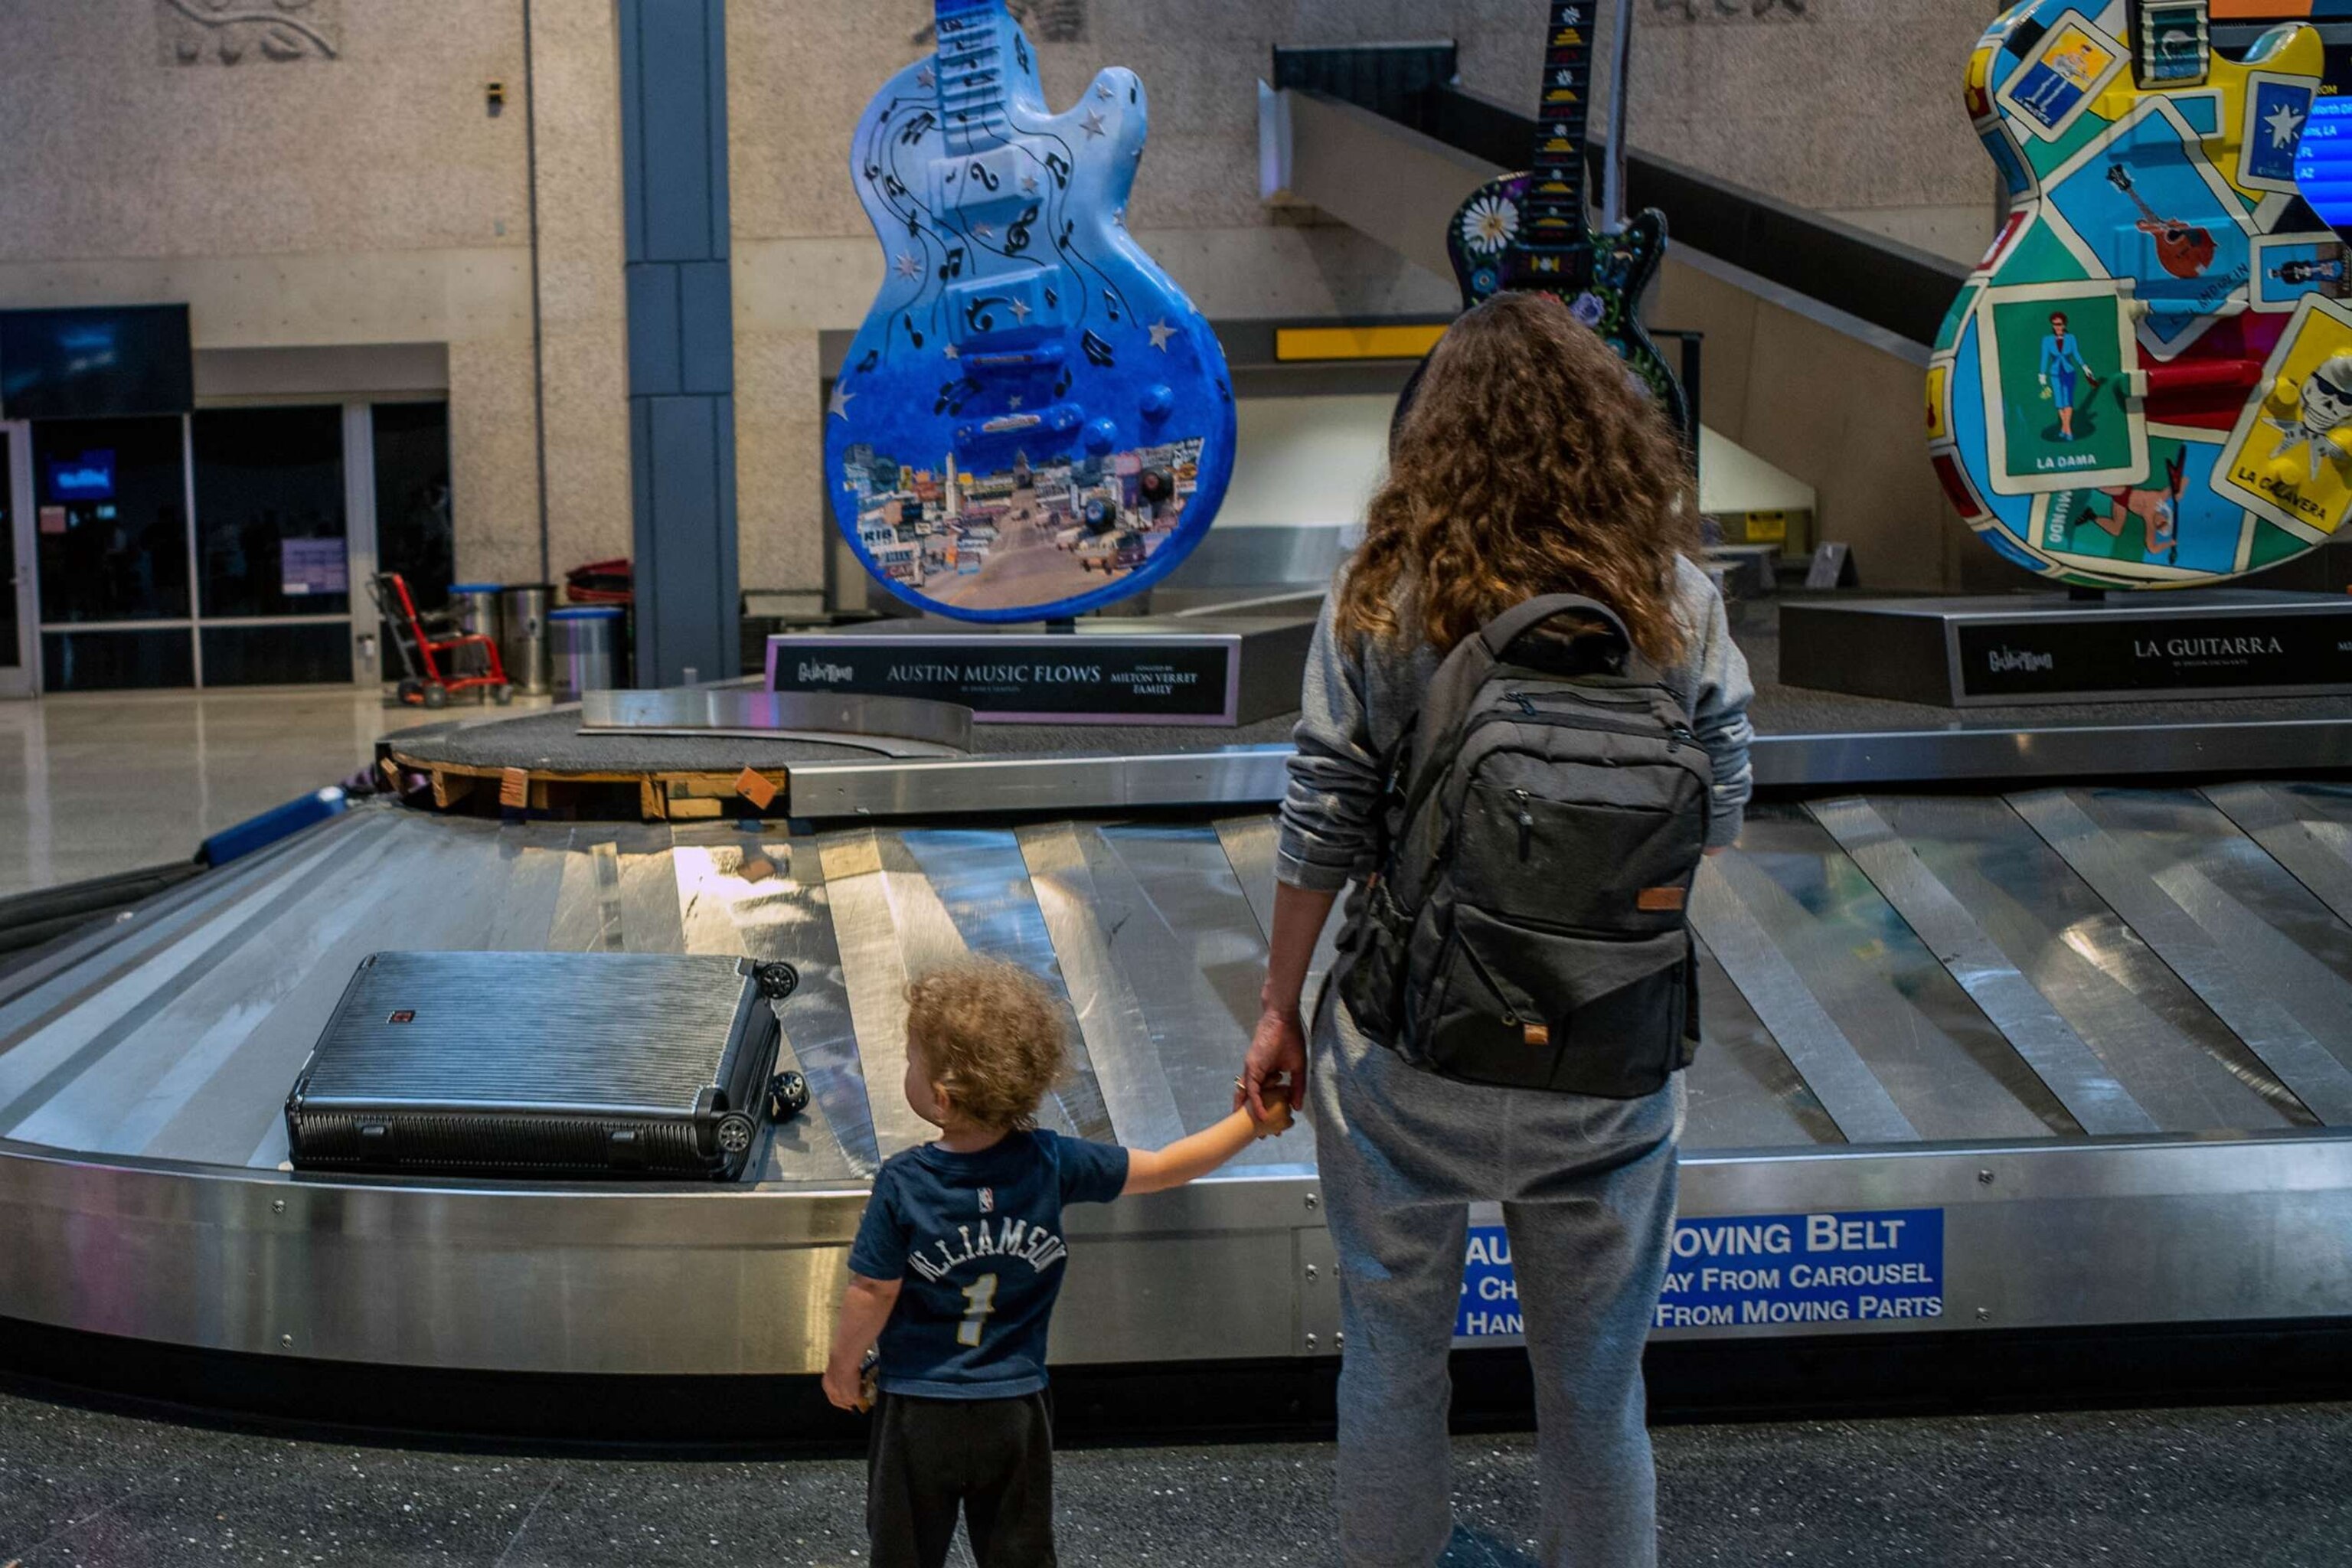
[904,960,1069,1131]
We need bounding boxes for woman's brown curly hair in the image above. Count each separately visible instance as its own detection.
[1336,291,1701,665]
[904,960,1068,1131]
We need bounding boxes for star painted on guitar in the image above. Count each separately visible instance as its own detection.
[1009,394,1024,409]
[1081,109,1108,139]
[918,66,936,89]
[1096,83,1114,102]
[975,223,995,240]
[828,385,856,419]
[1022,172,1039,194]
[1147,318,1177,351]
[895,254,922,279]
[1007,298,1034,321]
[2268,100,2306,150]
[944,343,960,359]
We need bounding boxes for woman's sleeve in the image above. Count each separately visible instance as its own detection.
[1275,600,1384,892]
[1688,578,1756,849]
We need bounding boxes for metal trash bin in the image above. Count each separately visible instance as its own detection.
[499,583,555,696]
[550,606,626,701]
[449,583,504,680]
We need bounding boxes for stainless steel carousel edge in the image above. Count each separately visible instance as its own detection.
[5,1132,2348,1374]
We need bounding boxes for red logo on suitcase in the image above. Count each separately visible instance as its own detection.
[387,1010,416,1024]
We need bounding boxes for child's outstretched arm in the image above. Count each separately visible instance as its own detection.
[823,1272,901,1410]
[1122,1095,1294,1196]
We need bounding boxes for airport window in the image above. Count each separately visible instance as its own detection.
[39,626,196,691]
[372,401,454,614]
[0,434,19,678]
[31,415,191,626]
[193,406,350,619]
[199,621,353,687]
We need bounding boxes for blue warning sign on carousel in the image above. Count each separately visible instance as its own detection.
[1457,1207,1946,1340]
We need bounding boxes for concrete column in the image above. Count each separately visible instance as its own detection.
[530,1,636,591]
[618,0,740,688]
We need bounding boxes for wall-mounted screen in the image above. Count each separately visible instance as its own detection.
[0,305,194,421]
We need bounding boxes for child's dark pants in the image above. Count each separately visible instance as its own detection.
[867,1390,1057,1567]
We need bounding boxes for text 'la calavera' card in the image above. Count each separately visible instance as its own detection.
[1975,278,2149,496]
[2216,292,2352,542]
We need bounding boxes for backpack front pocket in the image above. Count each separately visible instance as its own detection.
[1459,775,1705,934]
[1422,906,1688,1097]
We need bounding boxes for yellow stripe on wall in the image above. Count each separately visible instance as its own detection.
[1275,325,1449,362]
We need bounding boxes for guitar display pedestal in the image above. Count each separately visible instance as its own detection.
[1780,592,2352,707]
[765,616,1315,727]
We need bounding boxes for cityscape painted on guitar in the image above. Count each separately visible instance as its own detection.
[1930,0,2348,590]
[826,0,1235,622]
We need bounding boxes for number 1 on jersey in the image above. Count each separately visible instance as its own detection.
[957,1272,1000,1348]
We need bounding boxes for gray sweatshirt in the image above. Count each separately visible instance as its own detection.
[1274,555,1756,893]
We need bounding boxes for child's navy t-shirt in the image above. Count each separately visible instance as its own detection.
[849,1129,1129,1400]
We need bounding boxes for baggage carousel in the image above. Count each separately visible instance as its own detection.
[5,608,2352,1405]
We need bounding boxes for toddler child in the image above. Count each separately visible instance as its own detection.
[825,958,1293,1568]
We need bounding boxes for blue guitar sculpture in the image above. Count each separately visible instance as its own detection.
[826,0,1236,622]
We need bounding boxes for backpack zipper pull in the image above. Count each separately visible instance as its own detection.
[1513,789,1534,859]
[1511,692,1537,716]
[1668,724,1694,753]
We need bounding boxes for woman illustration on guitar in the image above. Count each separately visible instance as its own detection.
[2039,312,2105,442]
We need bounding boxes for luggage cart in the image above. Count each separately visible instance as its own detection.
[370,571,514,709]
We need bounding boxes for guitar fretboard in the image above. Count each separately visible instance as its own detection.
[937,1,1012,155]
[1507,1,1596,290]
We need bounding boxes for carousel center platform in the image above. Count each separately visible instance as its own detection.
[2,601,2350,1430]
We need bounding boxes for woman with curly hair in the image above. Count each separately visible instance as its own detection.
[1237,292,1754,1568]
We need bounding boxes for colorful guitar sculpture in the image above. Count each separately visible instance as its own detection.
[1446,0,1690,437]
[826,0,1235,622]
[1929,0,2352,589]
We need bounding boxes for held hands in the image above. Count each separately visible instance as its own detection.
[824,1351,880,1413]
[822,1356,864,1412]
[1236,1004,1308,1126]
[1250,1089,1295,1139]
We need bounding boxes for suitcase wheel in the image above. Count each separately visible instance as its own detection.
[715,1111,758,1157]
[755,962,800,1001]
[769,1070,810,1122]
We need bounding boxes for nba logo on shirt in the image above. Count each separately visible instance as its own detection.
[979,1187,995,1214]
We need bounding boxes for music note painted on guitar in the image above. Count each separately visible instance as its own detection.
[825,0,1234,622]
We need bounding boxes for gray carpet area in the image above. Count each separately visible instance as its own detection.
[2,1388,2347,1566]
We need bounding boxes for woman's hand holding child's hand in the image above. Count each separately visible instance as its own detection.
[1250,1090,1295,1139]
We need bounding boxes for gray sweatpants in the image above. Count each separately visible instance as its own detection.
[1310,1000,1685,1568]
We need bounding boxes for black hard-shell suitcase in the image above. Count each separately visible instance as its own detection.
[285,952,797,1181]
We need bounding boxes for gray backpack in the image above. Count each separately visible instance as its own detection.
[1335,595,1711,1096]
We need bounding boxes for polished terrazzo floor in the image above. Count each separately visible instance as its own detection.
[0,688,525,899]
[1,1387,2347,1567]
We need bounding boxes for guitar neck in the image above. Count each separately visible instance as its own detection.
[1508,0,1596,289]
[936,0,1014,155]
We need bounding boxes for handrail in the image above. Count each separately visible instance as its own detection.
[1271,44,1971,348]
